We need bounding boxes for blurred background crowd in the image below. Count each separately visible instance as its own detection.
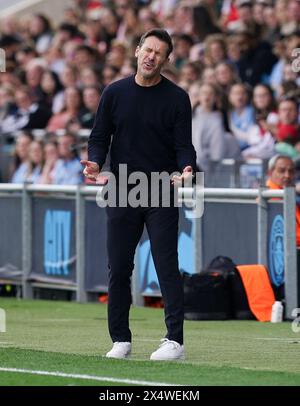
[1,0,300,186]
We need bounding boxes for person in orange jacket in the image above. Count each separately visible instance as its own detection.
[267,154,300,246]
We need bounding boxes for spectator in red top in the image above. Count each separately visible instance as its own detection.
[276,98,299,144]
[47,86,83,132]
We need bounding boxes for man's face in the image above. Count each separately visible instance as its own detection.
[278,101,298,125]
[270,158,295,188]
[58,136,74,158]
[83,88,100,111]
[135,36,169,80]
[15,91,31,110]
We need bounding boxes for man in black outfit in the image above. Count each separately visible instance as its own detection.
[81,29,196,361]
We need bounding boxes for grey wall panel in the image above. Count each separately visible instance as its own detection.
[202,202,258,267]
[85,201,108,291]
[0,196,22,276]
[31,198,76,282]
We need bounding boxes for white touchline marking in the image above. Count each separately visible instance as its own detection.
[0,367,180,386]
[34,319,83,323]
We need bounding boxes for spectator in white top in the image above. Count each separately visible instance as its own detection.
[10,132,33,183]
[51,134,83,185]
[29,14,53,55]
[191,83,227,171]
[228,83,255,148]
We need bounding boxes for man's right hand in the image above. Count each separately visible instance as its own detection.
[80,160,100,180]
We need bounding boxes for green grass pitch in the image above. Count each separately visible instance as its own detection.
[0,297,300,386]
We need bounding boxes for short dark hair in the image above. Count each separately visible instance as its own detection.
[138,28,173,58]
[279,97,299,109]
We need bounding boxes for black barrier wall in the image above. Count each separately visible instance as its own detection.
[84,200,109,291]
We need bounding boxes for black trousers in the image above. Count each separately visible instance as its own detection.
[106,202,184,345]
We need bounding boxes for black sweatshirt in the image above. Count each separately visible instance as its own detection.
[88,75,196,176]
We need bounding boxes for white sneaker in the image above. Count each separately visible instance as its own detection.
[150,339,185,361]
[106,342,131,359]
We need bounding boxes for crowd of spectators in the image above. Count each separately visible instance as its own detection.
[1,0,300,185]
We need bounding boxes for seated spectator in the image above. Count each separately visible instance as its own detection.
[282,62,300,85]
[235,30,277,86]
[47,87,84,132]
[201,66,216,85]
[15,45,37,70]
[51,133,83,184]
[262,4,281,46]
[215,61,239,94]
[40,69,64,113]
[10,132,34,183]
[203,34,227,68]
[280,0,300,36]
[74,44,100,71]
[173,34,194,70]
[270,33,300,94]
[266,154,300,247]
[26,140,45,183]
[252,84,278,125]
[44,44,66,75]
[178,61,202,87]
[39,140,59,184]
[0,84,17,123]
[1,86,51,134]
[228,83,255,148]
[79,85,101,129]
[79,66,101,88]
[242,111,276,159]
[242,84,278,159]
[215,61,239,111]
[276,80,300,102]
[59,64,78,88]
[118,58,137,80]
[101,64,120,87]
[83,14,105,47]
[11,139,44,183]
[192,83,230,171]
[192,4,221,42]
[227,0,257,33]
[189,81,201,112]
[105,40,128,70]
[29,14,53,55]
[275,98,299,144]
[118,4,141,41]
[226,34,242,67]
[25,59,46,103]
